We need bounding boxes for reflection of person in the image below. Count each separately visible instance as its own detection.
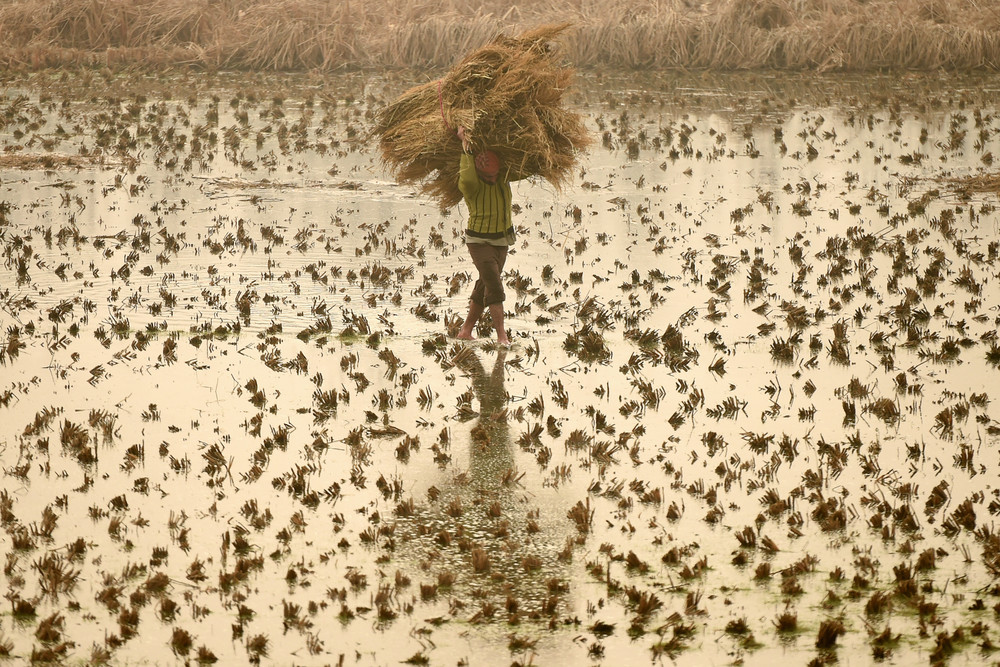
[456,348,511,485]
[456,125,515,347]
[466,347,508,423]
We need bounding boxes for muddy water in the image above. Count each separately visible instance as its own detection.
[2,69,1000,665]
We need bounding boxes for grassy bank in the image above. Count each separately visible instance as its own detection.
[0,0,998,72]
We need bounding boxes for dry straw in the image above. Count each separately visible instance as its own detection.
[939,172,1000,196]
[1,1,998,71]
[371,23,592,210]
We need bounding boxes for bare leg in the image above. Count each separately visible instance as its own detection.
[458,299,484,340]
[489,302,509,346]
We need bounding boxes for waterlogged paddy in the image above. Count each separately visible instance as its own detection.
[2,69,1000,666]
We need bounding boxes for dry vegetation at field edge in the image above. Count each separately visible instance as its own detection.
[0,0,998,72]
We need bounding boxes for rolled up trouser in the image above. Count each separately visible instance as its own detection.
[467,243,507,307]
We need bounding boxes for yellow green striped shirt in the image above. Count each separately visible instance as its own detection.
[459,153,515,246]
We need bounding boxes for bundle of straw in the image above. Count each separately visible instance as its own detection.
[371,23,591,210]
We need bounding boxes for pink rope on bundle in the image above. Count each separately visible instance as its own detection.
[438,79,455,134]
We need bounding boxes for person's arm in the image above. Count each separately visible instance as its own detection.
[457,127,479,197]
[459,154,480,196]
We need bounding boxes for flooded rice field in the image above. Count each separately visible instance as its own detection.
[2,69,1000,666]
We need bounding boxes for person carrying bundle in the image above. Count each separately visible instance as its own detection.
[455,126,518,346]
[371,24,591,345]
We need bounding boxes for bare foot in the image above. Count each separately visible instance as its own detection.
[456,330,474,340]
[497,337,511,348]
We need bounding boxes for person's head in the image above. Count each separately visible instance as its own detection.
[475,150,500,184]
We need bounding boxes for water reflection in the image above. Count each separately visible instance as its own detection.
[391,346,571,625]
[455,347,512,490]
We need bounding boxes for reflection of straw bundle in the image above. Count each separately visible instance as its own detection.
[371,24,591,210]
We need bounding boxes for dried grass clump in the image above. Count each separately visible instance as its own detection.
[816,618,846,648]
[0,0,223,50]
[0,153,108,170]
[725,0,795,31]
[371,23,591,210]
[218,0,351,71]
[938,172,1000,196]
[0,0,999,71]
